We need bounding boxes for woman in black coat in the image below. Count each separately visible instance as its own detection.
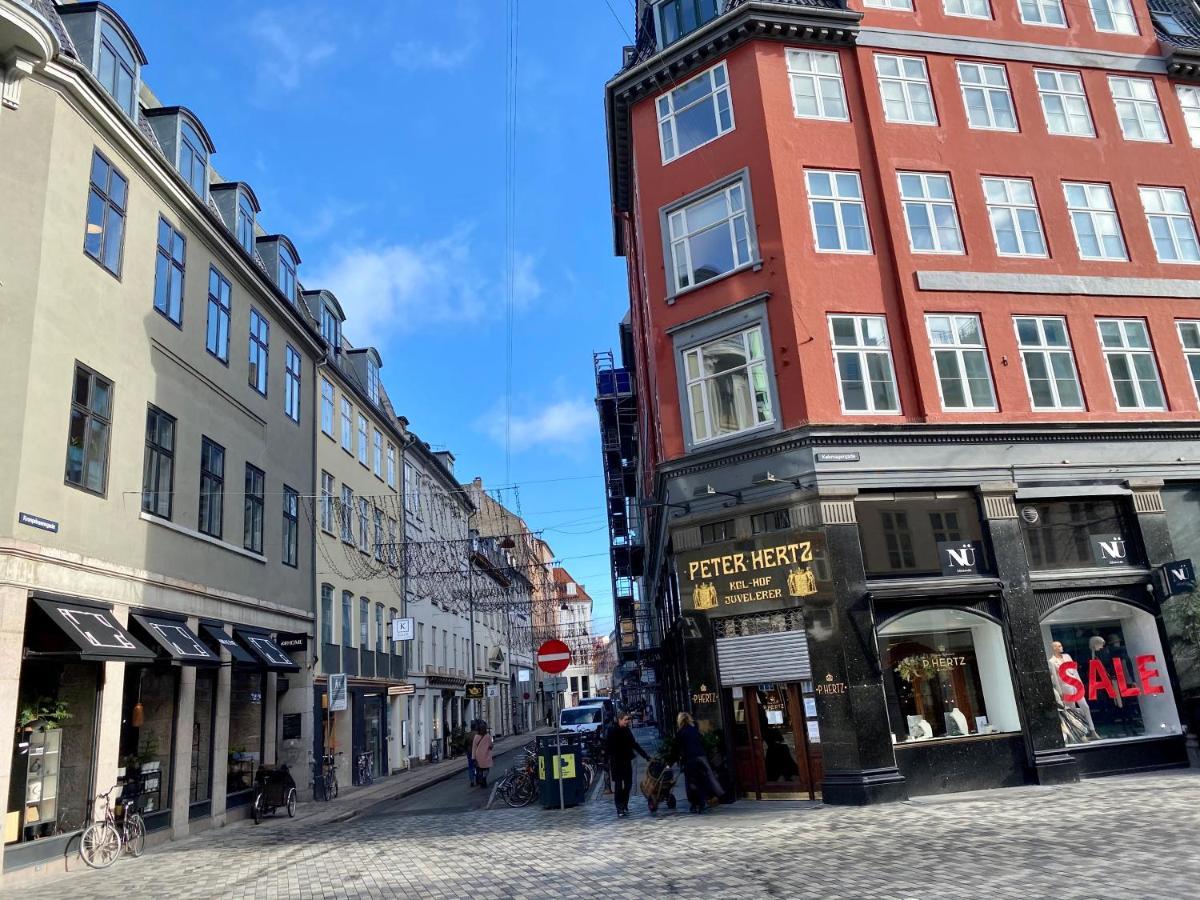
[675,712,720,813]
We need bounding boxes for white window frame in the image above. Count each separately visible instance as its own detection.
[340,397,353,452]
[926,314,997,411]
[320,379,334,437]
[875,54,938,126]
[357,414,368,466]
[1013,316,1085,411]
[1063,181,1127,261]
[805,170,871,254]
[1177,85,1200,148]
[957,62,1018,132]
[1097,319,1166,410]
[1089,0,1138,35]
[864,0,913,7]
[657,61,735,164]
[786,49,849,122]
[828,315,901,414]
[1176,320,1200,403]
[898,172,965,254]
[665,176,756,295]
[1139,186,1200,264]
[982,177,1048,258]
[1034,69,1094,137]
[682,325,775,445]
[1019,0,1066,27]
[373,429,384,479]
[1109,76,1167,143]
[944,0,992,18]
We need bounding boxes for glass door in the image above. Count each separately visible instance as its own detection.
[738,682,820,800]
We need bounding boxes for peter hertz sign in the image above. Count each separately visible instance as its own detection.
[676,532,829,616]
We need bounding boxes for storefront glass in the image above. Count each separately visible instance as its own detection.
[118,666,176,817]
[857,492,991,578]
[880,609,1021,743]
[8,661,99,842]
[1161,485,1200,704]
[1019,498,1142,571]
[227,670,264,798]
[191,669,216,804]
[1042,599,1181,745]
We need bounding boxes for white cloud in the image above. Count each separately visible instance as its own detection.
[305,228,542,339]
[248,9,337,91]
[391,39,478,72]
[478,398,595,453]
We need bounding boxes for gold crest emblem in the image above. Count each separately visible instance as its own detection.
[787,566,817,598]
[692,581,719,610]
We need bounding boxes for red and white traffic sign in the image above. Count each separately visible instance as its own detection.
[537,639,571,674]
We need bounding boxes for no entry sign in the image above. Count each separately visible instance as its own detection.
[537,639,571,674]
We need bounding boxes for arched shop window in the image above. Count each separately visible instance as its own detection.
[879,608,1021,744]
[1043,598,1180,745]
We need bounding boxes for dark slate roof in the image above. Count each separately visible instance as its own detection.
[624,0,847,70]
[27,0,78,58]
[1148,0,1200,50]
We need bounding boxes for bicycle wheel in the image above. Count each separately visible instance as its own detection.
[329,774,338,799]
[286,788,297,818]
[124,813,146,858]
[252,791,264,825]
[80,821,122,869]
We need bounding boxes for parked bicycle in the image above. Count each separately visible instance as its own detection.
[495,743,539,808]
[252,764,298,824]
[356,750,374,786]
[314,753,340,801]
[79,784,145,869]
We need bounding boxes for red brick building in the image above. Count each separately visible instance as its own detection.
[603,0,1200,804]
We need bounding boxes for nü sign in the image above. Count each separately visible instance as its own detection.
[675,531,828,616]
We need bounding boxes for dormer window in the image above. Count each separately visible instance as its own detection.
[320,303,340,349]
[98,19,137,115]
[237,192,256,252]
[367,359,380,405]
[278,246,297,303]
[179,121,208,197]
[656,0,720,48]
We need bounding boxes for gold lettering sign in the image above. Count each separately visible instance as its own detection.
[677,531,827,615]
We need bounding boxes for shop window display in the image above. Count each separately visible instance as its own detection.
[118,666,177,816]
[1043,599,1181,745]
[1020,498,1142,571]
[227,670,264,798]
[880,609,1021,743]
[1161,485,1200,702]
[857,492,991,578]
[191,669,216,804]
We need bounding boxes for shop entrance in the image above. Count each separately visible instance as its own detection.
[730,682,822,800]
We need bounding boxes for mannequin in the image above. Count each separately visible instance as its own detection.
[1048,641,1099,743]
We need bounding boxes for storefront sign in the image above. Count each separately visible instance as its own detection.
[517,669,531,682]
[676,531,828,616]
[1055,655,1166,702]
[277,632,308,652]
[329,673,348,711]
[814,674,847,696]
[282,713,302,741]
[486,685,500,698]
[465,682,485,700]
[937,541,981,576]
[391,617,415,642]
[18,512,59,533]
[816,451,860,463]
[1091,535,1132,567]
[691,683,718,705]
[1164,559,1196,596]
[388,683,415,696]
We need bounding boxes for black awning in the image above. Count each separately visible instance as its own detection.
[30,598,155,663]
[131,614,220,666]
[199,623,258,666]
[235,630,301,672]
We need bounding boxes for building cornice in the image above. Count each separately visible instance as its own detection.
[605,1,861,253]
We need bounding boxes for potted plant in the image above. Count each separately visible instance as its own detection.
[17,697,71,731]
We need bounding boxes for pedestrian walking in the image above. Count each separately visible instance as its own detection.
[675,712,721,814]
[466,718,486,786]
[605,710,649,818]
[471,723,494,788]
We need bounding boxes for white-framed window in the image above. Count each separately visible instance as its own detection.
[926,314,996,410]
[805,170,870,253]
[340,484,354,543]
[340,397,353,452]
[944,0,991,18]
[828,316,900,413]
[682,325,774,444]
[374,429,383,478]
[875,54,937,125]
[387,443,397,489]
[982,177,1047,257]
[320,470,335,533]
[666,178,754,294]
[1089,0,1138,34]
[864,0,913,7]
[1176,86,1200,148]
[957,62,1017,131]
[1020,0,1066,26]
[1014,316,1084,410]
[357,414,368,466]
[1063,182,1127,260]
[1098,319,1165,410]
[1139,187,1200,263]
[787,49,848,121]
[655,0,721,48]
[1177,321,1200,401]
[657,61,734,163]
[898,172,964,253]
[1034,69,1094,137]
[320,379,334,436]
[1109,76,1167,142]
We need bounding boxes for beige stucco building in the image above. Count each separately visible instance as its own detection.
[0,0,320,877]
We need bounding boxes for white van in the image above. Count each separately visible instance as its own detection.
[558,704,605,735]
[574,697,615,723]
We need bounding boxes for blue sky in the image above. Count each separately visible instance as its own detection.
[116,1,634,632]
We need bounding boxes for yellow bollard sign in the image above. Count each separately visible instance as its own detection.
[537,752,576,780]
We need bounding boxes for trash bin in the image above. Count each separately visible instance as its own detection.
[537,734,586,809]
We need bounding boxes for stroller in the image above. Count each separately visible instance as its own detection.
[640,756,678,813]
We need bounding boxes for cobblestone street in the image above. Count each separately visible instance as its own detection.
[25,768,1200,899]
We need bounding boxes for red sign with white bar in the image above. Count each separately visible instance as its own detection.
[537,639,571,674]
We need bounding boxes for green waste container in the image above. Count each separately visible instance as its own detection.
[537,734,586,809]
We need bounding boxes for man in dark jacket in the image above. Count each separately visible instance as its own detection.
[605,711,649,817]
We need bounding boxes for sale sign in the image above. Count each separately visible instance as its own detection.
[1055,655,1166,703]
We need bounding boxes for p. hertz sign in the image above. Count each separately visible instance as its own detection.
[675,531,830,616]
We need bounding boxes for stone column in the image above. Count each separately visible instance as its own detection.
[210,651,232,825]
[93,659,127,818]
[263,672,278,766]
[802,488,907,805]
[981,483,1079,786]
[0,586,27,867]
[170,663,197,839]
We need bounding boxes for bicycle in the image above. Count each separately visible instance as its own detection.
[355,750,373,786]
[314,753,340,800]
[79,784,145,869]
